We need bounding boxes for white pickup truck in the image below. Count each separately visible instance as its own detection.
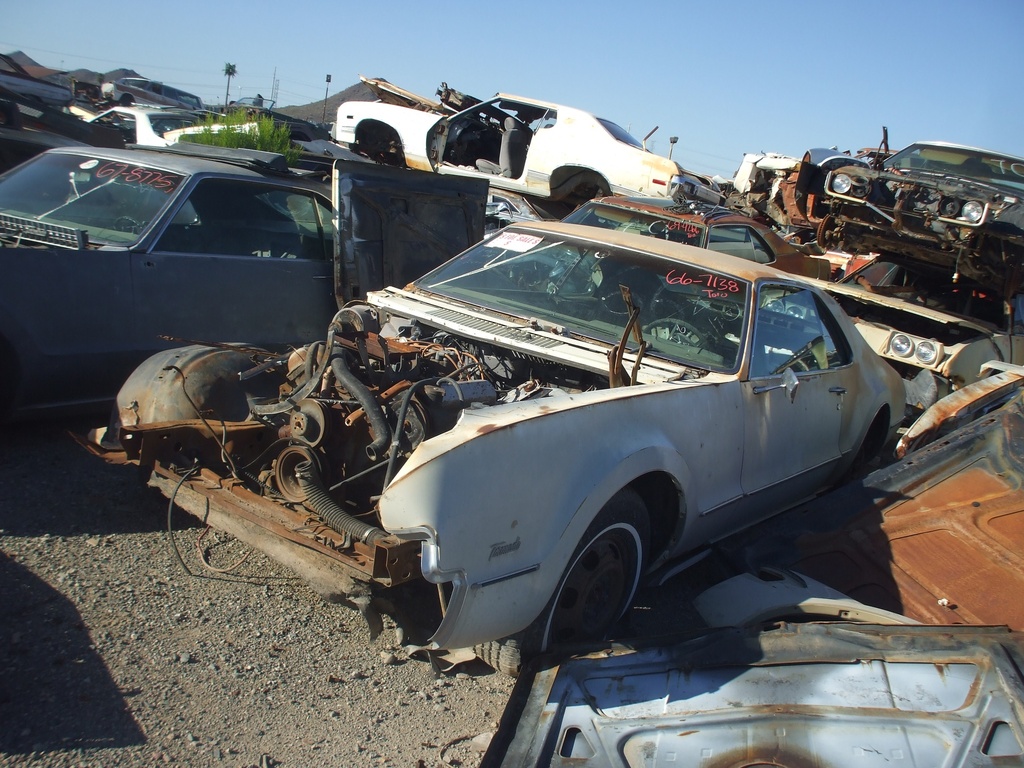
[335,77,718,208]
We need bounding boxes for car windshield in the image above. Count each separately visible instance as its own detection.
[414,228,749,372]
[0,153,184,246]
[165,89,203,110]
[563,203,706,246]
[884,143,1024,194]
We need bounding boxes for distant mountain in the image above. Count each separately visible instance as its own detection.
[3,49,379,120]
[4,50,139,89]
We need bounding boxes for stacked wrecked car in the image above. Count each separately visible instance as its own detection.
[726,139,1024,409]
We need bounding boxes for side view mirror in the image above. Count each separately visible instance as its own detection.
[752,366,800,403]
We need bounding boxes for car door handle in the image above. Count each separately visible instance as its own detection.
[829,386,847,395]
[312,275,331,280]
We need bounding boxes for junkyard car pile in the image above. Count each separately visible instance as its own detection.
[3,61,1024,763]
[727,140,1024,409]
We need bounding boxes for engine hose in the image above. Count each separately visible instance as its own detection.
[330,352,391,461]
[383,377,437,488]
[295,459,387,545]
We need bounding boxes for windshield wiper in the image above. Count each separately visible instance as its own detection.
[608,284,647,387]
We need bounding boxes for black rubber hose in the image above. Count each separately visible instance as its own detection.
[330,352,391,461]
[295,459,387,545]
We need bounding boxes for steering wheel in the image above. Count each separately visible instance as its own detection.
[772,335,825,375]
[650,284,741,322]
[114,216,141,234]
[647,317,705,347]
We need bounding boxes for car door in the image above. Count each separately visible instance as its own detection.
[739,282,852,509]
[431,98,542,195]
[135,177,337,352]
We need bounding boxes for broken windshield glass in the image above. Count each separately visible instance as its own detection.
[414,227,750,372]
[0,152,184,245]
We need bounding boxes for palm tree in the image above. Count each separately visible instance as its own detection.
[223,63,237,109]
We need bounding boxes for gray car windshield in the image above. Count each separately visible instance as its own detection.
[415,229,749,372]
[884,144,1024,194]
[0,153,184,245]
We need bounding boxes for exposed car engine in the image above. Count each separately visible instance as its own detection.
[116,304,608,552]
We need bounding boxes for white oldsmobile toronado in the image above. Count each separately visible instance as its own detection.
[107,221,905,674]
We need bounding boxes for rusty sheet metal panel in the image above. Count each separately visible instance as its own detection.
[722,392,1024,630]
[482,623,1024,768]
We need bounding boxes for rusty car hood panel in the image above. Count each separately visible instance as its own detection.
[482,622,1024,767]
[722,387,1024,631]
[815,278,997,333]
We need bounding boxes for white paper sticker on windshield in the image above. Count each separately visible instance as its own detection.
[489,232,543,252]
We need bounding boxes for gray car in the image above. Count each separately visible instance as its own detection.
[102,77,205,111]
[0,144,487,421]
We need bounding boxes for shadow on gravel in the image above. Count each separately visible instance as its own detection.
[0,418,167,538]
[0,552,146,754]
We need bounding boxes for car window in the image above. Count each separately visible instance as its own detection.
[155,179,330,260]
[93,112,137,143]
[149,116,197,136]
[163,86,203,110]
[708,226,773,264]
[596,118,644,149]
[749,284,851,378]
[563,204,705,246]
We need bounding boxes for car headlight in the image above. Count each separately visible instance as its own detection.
[831,173,853,195]
[961,200,984,223]
[890,333,914,358]
[915,340,939,365]
[939,197,961,217]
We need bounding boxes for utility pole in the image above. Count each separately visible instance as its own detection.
[322,74,332,124]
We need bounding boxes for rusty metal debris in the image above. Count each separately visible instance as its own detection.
[722,382,1024,630]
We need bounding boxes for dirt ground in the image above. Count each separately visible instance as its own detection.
[0,418,721,768]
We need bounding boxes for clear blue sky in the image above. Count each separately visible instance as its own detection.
[4,0,1022,179]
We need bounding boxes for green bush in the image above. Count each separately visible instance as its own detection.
[179,110,300,164]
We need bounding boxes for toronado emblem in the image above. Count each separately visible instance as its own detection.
[489,537,521,560]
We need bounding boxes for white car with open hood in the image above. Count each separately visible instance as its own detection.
[106,221,905,674]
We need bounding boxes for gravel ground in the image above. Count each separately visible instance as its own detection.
[0,418,721,768]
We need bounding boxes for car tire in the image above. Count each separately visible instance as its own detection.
[475,488,649,676]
